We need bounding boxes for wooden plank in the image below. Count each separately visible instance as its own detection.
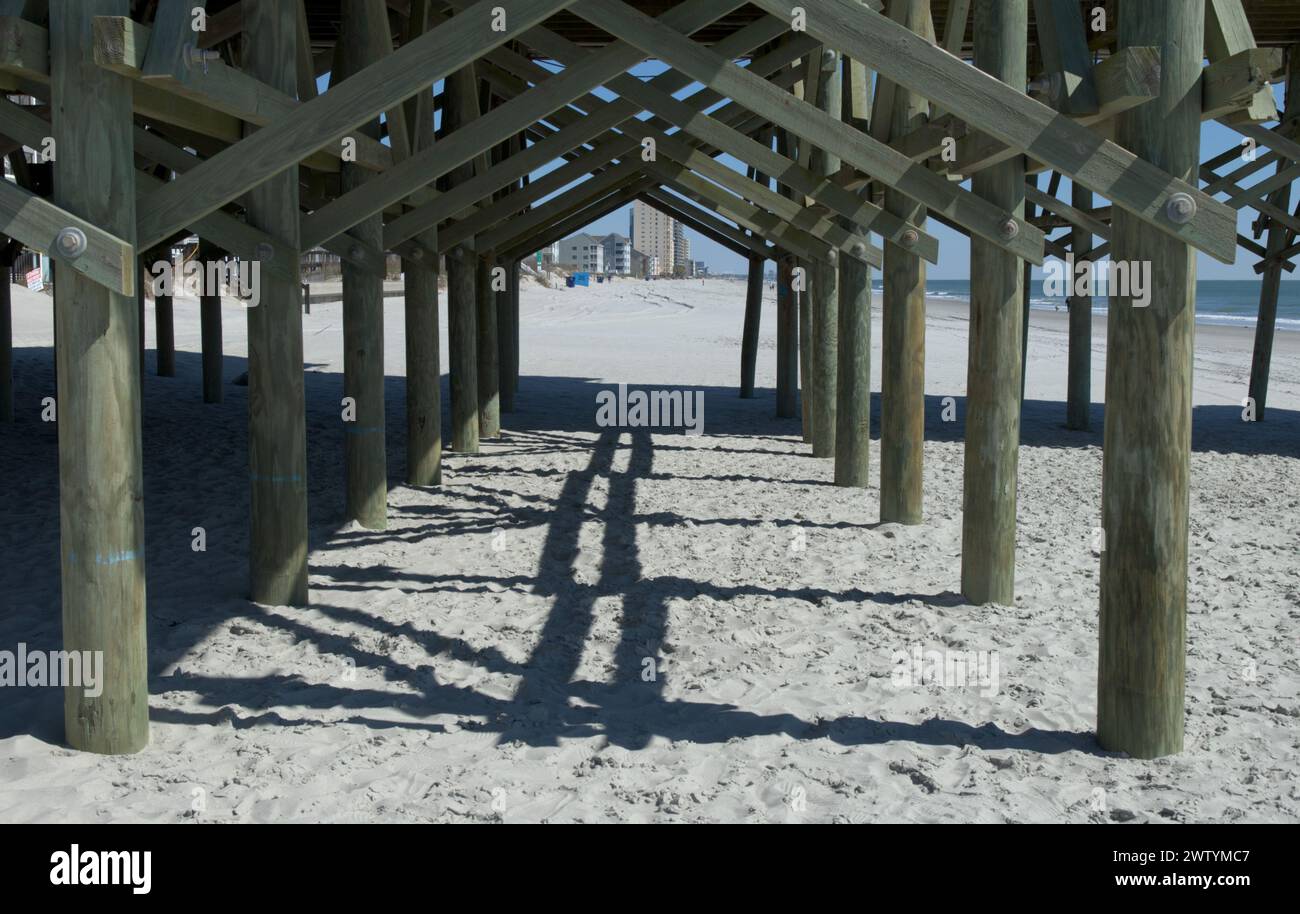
[0,177,133,295]
[961,0,1028,606]
[1098,0,1203,760]
[50,0,147,755]
[1025,182,1111,241]
[140,0,199,79]
[135,0,579,250]
[573,0,1045,264]
[747,0,1237,264]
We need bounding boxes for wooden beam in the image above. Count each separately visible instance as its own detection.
[748,0,1237,264]
[1207,0,1279,125]
[573,0,1044,264]
[1098,0,1203,760]
[0,177,134,295]
[1201,47,1284,121]
[135,0,579,250]
[50,0,147,755]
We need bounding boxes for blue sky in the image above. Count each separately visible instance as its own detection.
[376,67,1292,281]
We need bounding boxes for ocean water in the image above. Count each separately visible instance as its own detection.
[895,279,1300,332]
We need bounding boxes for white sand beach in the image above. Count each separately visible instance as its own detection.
[1,276,1297,823]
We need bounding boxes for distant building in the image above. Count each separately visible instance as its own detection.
[599,233,632,275]
[693,261,708,278]
[673,223,690,276]
[631,201,677,276]
[556,233,604,273]
[539,242,560,267]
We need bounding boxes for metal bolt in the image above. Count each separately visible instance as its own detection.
[821,49,837,71]
[999,219,1020,240]
[349,245,363,260]
[408,248,424,261]
[851,242,868,258]
[53,227,87,260]
[826,248,839,266]
[254,242,274,262]
[900,229,920,247]
[1166,192,1197,225]
[183,44,221,74]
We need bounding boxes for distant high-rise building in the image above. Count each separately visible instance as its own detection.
[673,222,690,276]
[631,200,677,277]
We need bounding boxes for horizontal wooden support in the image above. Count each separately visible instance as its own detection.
[1026,184,1112,242]
[572,0,1040,263]
[1207,0,1280,125]
[1202,48,1285,121]
[0,178,134,296]
[136,0,579,251]
[952,45,1160,174]
[748,0,1236,263]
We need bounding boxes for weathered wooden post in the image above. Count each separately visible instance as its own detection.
[402,20,442,487]
[1248,44,1300,420]
[835,57,874,488]
[774,129,798,420]
[445,64,480,454]
[776,250,798,418]
[339,1,388,529]
[880,0,930,523]
[497,256,515,414]
[809,49,841,458]
[799,259,812,442]
[477,249,501,438]
[246,0,311,600]
[51,0,148,753]
[199,239,223,404]
[1066,183,1092,430]
[1098,0,1203,758]
[740,253,764,398]
[0,239,12,423]
[960,0,1027,604]
[153,246,174,377]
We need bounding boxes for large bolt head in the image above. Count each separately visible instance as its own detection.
[900,229,920,247]
[999,219,1020,240]
[1166,192,1197,225]
[54,227,87,260]
[254,242,274,262]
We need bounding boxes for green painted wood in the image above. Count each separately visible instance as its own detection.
[244,0,310,599]
[198,237,222,404]
[960,0,1028,605]
[476,249,500,439]
[749,0,1236,264]
[338,0,388,530]
[135,0,578,249]
[1067,182,1092,431]
[50,0,148,755]
[1098,0,1204,760]
[880,0,929,524]
[1248,46,1300,420]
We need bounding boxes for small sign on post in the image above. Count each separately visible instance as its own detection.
[25,268,44,292]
